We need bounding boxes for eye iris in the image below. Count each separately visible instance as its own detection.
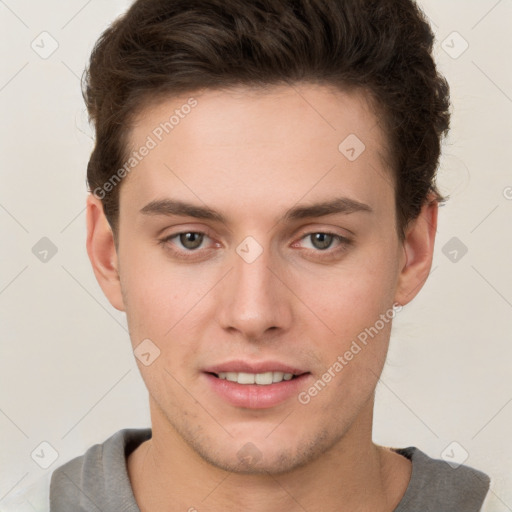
[180,232,203,250]
[311,233,333,250]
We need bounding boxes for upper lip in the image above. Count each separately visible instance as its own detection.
[204,360,308,376]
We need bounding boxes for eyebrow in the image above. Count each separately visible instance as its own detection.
[139,197,373,223]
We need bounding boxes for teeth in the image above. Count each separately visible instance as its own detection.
[226,372,238,382]
[272,371,284,382]
[238,372,255,384]
[216,371,296,385]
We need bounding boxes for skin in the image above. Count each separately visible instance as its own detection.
[86,84,437,511]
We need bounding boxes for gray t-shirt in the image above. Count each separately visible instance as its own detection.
[45,428,489,511]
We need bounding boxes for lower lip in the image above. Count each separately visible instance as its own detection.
[204,373,311,409]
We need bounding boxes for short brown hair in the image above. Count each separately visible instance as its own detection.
[83,0,450,241]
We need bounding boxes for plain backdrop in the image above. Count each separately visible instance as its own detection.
[1,0,511,508]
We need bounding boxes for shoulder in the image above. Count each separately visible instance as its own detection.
[0,429,150,512]
[393,446,490,512]
[50,428,151,511]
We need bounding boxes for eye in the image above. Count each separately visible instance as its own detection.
[298,232,348,251]
[158,230,221,262]
[178,232,205,250]
[163,232,209,251]
[308,233,335,250]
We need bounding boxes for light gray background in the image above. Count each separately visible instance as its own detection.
[1,0,511,508]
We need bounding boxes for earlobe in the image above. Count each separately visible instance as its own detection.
[394,195,438,307]
[85,194,125,312]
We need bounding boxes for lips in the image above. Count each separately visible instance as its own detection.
[203,360,311,408]
[216,371,295,385]
[204,360,307,376]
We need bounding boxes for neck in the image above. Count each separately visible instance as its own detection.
[128,396,410,512]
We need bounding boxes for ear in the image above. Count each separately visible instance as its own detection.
[85,194,125,312]
[394,194,438,306]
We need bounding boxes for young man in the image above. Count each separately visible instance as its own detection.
[3,0,492,510]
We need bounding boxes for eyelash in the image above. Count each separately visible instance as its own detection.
[159,230,352,261]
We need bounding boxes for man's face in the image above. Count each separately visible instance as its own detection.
[115,84,406,473]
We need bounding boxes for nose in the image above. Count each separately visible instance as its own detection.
[217,242,293,342]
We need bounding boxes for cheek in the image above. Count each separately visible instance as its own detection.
[299,272,396,415]
[119,242,198,340]
[304,250,399,337]
[119,255,211,396]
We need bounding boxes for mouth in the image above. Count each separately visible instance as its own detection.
[203,362,311,409]
[207,371,303,385]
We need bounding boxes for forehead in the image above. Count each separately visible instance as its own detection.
[129,83,387,155]
[121,84,394,219]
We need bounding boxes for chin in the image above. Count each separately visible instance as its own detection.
[187,427,334,476]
